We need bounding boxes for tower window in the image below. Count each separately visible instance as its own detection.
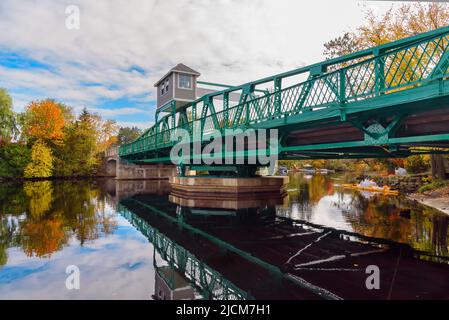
[178,74,192,89]
[161,78,169,96]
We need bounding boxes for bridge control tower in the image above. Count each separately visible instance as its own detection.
[154,63,201,111]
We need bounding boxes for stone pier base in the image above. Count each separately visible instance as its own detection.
[169,176,288,199]
[169,194,287,210]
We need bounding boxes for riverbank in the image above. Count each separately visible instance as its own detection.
[351,172,449,215]
[407,187,449,215]
[0,175,114,182]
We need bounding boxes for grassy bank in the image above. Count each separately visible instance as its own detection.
[418,179,449,194]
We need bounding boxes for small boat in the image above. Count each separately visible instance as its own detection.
[279,166,288,175]
[300,164,315,173]
[342,184,399,196]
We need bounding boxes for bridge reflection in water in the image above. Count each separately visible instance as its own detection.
[111,178,449,300]
[119,205,250,300]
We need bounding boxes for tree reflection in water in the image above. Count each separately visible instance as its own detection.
[279,173,449,258]
[0,180,117,264]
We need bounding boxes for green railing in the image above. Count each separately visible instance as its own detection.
[120,26,449,158]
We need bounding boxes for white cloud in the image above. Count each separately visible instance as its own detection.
[0,0,395,124]
[116,121,154,130]
[89,107,148,117]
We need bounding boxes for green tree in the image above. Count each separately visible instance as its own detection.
[55,109,100,176]
[24,140,54,178]
[0,143,30,177]
[117,126,142,145]
[0,88,17,143]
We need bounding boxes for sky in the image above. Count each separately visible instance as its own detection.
[0,0,397,129]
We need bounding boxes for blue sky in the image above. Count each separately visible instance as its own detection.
[0,0,393,129]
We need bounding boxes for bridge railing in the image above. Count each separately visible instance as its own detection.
[119,26,449,158]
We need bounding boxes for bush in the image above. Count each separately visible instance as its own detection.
[418,180,449,193]
[405,155,430,174]
[0,143,30,177]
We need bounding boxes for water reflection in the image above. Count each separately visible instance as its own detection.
[279,173,449,258]
[0,175,449,299]
[0,180,158,299]
[0,181,117,263]
[119,204,248,300]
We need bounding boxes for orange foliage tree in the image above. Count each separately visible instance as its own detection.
[24,100,65,143]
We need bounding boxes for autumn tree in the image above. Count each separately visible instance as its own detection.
[325,3,449,54]
[97,119,118,153]
[24,140,54,178]
[24,100,65,144]
[117,126,142,145]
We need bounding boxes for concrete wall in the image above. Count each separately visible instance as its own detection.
[117,162,177,180]
[104,147,176,180]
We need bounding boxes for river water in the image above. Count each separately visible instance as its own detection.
[0,173,448,299]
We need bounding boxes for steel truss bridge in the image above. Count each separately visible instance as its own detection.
[120,26,449,167]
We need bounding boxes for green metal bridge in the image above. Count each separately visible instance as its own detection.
[120,26,449,168]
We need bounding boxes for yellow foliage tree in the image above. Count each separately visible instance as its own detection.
[24,140,54,178]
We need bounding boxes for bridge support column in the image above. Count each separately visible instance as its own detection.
[169,176,288,209]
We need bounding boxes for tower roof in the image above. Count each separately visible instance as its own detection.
[154,63,200,86]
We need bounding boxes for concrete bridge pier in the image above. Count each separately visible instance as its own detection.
[105,148,288,205]
[104,147,176,180]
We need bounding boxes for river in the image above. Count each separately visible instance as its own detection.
[0,173,448,299]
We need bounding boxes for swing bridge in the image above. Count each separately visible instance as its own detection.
[118,26,449,174]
